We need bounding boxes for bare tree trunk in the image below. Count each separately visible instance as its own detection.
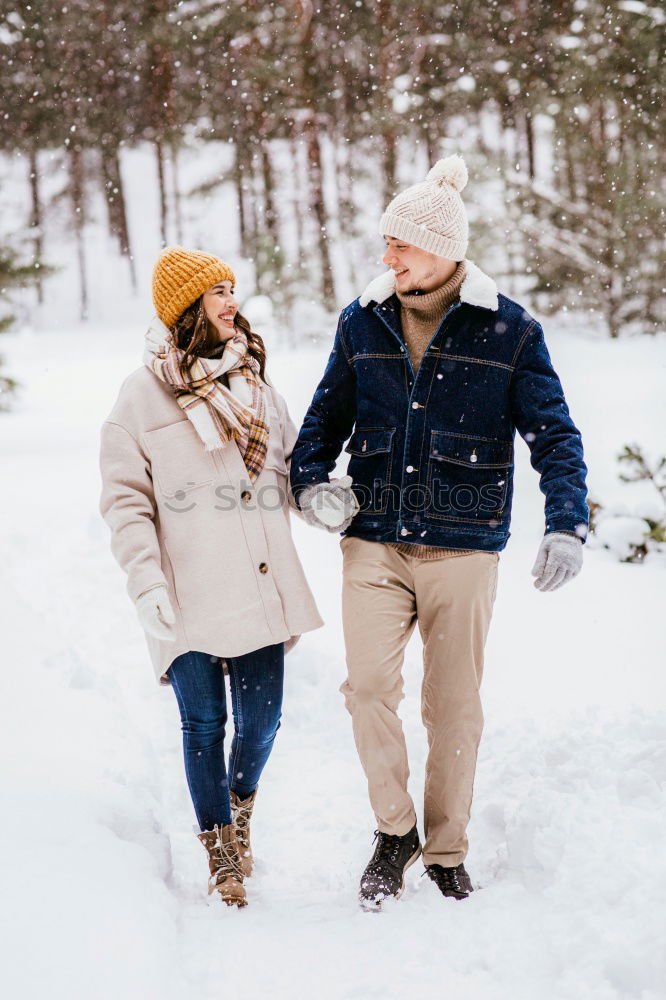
[148,0,176,249]
[234,137,257,261]
[232,144,248,257]
[510,105,529,176]
[605,282,621,339]
[170,141,184,245]
[68,144,88,321]
[101,147,136,290]
[250,148,267,294]
[498,112,513,181]
[561,115,577,201]
[333,130,357,289]
[304,112,335,309]
[377,0,399,201]
[28,146,43,305]
[259,137,283,291]
[112,149,136,290]
[423,122,438,169]
[524,110,535,180]
[615,99,625,159]
[101,150,118,241]
[253,144,270,290]
[155,140,168,247]
[295,0,335,308]
[289,126,305,263]
[260,142,278,245]
[500,109,516,175]
[597,100,607,151]
[382,129,397,204]
[244,150,258,263]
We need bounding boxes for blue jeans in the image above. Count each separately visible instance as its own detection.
[167,643,284,831]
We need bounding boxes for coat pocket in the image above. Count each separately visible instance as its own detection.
[344,426,396,513]
[141,420,216,500]
[427,431,512,522]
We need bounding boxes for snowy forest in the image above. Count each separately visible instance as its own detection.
[1,4,665,1000]
[1,0,664,337]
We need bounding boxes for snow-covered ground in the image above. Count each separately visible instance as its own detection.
[1,313,665,1000]
[1,135,664,1000]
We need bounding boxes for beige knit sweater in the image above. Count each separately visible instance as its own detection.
[387,261,473,560]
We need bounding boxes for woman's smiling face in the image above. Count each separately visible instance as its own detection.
[202,279,238,340]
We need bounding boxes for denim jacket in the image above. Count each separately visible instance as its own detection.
[290,261,588,552]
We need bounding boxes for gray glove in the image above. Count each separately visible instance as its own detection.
[531,532,583,592]
[298,475,360,533]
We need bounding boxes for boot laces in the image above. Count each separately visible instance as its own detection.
[425,864,464,893]
[373,829,403,867]
[233,799,252,847]
[206,833,244,893]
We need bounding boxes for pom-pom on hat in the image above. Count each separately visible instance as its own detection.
[379,154,469,261]
[152,246,236,328]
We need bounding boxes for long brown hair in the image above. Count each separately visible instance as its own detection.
[171,296,268,382]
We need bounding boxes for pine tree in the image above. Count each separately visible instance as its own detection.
[0,246,46,409]
[508,0,665,336]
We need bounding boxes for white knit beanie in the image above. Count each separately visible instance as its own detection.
[379,154,469,260]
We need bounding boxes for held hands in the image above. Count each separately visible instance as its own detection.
[298,475,360,533]
[135,584,177,641]
[531,532,583,592]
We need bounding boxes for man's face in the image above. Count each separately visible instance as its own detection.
[382,237,453,293]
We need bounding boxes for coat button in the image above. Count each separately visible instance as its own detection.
[406,465,414,473]
[411,401,419,409]
[241,490,252,502]
[259,562,268,574]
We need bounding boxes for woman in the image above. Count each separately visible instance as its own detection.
[99,246,323,907]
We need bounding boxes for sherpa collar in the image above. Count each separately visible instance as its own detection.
[358,259,498,311]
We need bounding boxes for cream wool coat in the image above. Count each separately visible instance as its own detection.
[99,366,324,684]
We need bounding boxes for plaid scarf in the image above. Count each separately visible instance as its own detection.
[143,316,268,482]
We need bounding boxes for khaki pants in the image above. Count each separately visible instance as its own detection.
[340,536,499,867]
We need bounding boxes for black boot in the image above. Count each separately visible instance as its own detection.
[359,826,422,909]
[424,862,474,900]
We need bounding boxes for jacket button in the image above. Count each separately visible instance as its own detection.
[411,401,419,409]
[241,490,252,502]
[406,465,414,473]
[259,562,268,574]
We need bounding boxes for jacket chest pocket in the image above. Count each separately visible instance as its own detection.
[344,426,396,513]
[426,431,512,523]
[142,421,217,507]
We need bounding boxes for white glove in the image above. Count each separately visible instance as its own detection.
[135,585,177,641]
[298,475,360,533]
[531,532,583,592]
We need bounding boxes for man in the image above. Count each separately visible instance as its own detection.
[290,154,587,908]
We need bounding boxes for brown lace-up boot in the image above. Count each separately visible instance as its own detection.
[196,823,247,907]
[230,788,257,877]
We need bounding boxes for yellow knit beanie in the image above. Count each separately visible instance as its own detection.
[152,246,236,328]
